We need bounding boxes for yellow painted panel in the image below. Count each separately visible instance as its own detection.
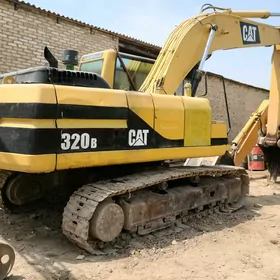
[0,153,56,173]
[126,91,154,128]
[211,122,227,139]
[182,96,212,146]
[0,118,56,128]
[152,94,184,139]
[56,119,127,129]
[0,84,56,103]
[102,50,117,88]
[56,145,229,170]
[55,85,128,108]
[79,50,116,87]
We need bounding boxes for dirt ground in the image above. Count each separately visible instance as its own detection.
[1,170,280,280]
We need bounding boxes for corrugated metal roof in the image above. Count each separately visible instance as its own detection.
[7,0,161,50]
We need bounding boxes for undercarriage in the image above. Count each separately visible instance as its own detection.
[0,164,249,255]
[62,164,249,254]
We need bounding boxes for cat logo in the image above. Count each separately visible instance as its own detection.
[240,21,260,44]
[128,129,149,147]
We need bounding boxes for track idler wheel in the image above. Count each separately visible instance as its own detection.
[0,242,15,280]
[89,200,125,243]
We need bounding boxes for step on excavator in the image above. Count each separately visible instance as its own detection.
[0,4,279,257]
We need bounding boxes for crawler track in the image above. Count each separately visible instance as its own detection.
[62,165,249,255]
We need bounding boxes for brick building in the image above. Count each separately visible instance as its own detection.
[0,0,269,141]
[196,74,268,141]
[0,0,159,71]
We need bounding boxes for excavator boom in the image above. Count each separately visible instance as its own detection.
[139,4,280,176]
[140,8,280,95]
[230,100,268,166]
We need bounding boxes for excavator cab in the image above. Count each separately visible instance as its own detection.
[79,50,154,91]
[78,49,192,96]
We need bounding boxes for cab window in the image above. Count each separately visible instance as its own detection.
[114,55,154,91]
[80,59,103,75]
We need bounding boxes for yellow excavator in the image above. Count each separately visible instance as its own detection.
[78,46,269,172]
[0,4,279,257]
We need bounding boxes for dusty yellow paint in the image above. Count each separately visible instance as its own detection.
[140,12,280,95]
[79,49,116,88]
[266,46,280,145]
[126,91,154,128]
[57,119,127,129]
[56,145,229,170]
[182,96,212,146]
[0,84,56,103]
[0,153,56,173]
[211,122,228,139]
[153,94,185,140]
[0,119,56,128]
[230,100,269,166]
[55,85,128,108]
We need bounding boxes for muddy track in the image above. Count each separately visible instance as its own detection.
[62,165,249,255]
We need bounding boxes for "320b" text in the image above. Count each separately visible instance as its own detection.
[61,132,98,151]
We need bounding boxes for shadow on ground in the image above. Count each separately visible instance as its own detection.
[7,276,25,280]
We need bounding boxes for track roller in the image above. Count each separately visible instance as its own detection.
[89,199,125,242]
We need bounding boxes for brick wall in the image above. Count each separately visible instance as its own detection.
[196,73,269,142]
[0,0,118,72]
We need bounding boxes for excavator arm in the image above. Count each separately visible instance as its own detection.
[140,6,280,96]
[140,4,280,175]
[229,100,268,166]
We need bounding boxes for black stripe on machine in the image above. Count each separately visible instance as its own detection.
[0,103,57,119]
[0,103,228,155]
[0,127,226,155]
[0,103,128,120]
[211,138,228,145]
[59,104,128,120]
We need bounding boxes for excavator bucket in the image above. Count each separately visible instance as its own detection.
[0,242,15,280]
